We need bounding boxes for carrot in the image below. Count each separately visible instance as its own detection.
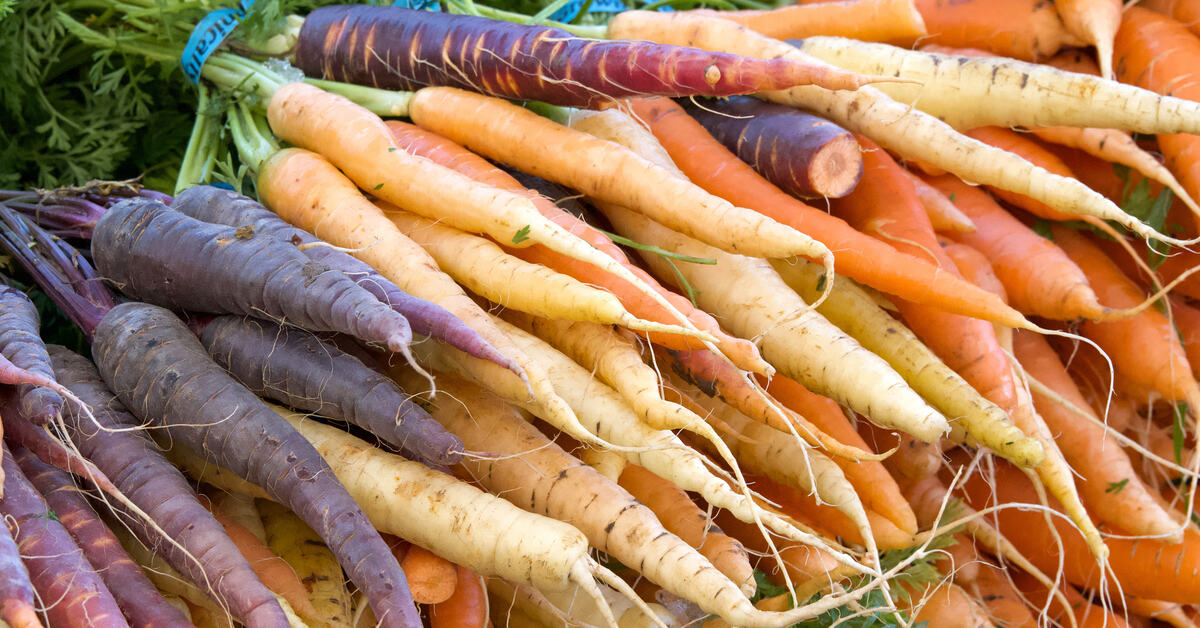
[91,198,414,355]
[968,561,1037,628]
[679,96,863,199]
[388,123,766,374]
[170,184,509,376]
[1115,7,1200,227]
[16,449,192,628]
[770,257,1041,467]
[399,546,457,606]
[0,282,62,425]
[46,345,287,628]
[962,126,1086,221]
[1054,0,1121,78]
[197,315,462,467]
[264,83,690,339]
[1009,569,1129,628]
[405,90,831,263]
[926,174,1106,320]
[759,374,919,535]
[1014,329,1182,538]
[960,456,1200,604]
[380,204,695,339]
[902,582,991,627]
[696,0,926,43]
[1124,598,1194,628]
[1052,224,1200,411]
[275,406,652,628]
[712,508,855,589]
[1169,296,1200,382]
[0,402,119,497]
[91,303,419,627]
[292,5,878,108]
[616,464,756,596]
[258,500,352,628]
[430,567,488,628]
[902,169,975,233]
[915,0,1081,59]
[207,505,320,621]
[622,95,1034,327]
[1,444,129,628]
[600,201,949,443]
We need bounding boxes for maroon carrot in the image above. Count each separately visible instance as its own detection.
[292,5,875,108]
[1,395,119,497]
[0,443,129,628]
[0,282,63,425]
[91,303,420,627]
[90,197,414,355]
[46,346,290,628]
[679,96,863,199]
[197,314,464,467]
[0,501,39,628]
[14,447,192,628]
[170,185,511,374]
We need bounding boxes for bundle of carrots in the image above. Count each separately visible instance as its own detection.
[3,0,1200,626]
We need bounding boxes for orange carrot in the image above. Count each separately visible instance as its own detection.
[702,0,926,43]
[1013,329,1181,538]
[1170,296,1200,381]
[209,507,320,620]
[712,508,853,588]
[401,546,459,605]
[928,174,1106,320]
[913,0,1083,60]
[902,168,976,233]
[963,126,1078,221]
[749,473,916,551]
[1115,8,1200,221]
[1053,0,1122,78]
[1009,569,1131,628]
[430,566,488,628]
[1140,0,1200,41]
[969,562,1037,628]
[1052,225,1200,411]
[901,582,991,627]
[625,97,1030,329]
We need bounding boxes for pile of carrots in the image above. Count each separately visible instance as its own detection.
[4,0,1200,626]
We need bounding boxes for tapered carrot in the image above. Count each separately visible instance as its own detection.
[1009,569,1130,628]
[902,169,975,233]
[968,561,1038,628]
[386,121,764,371]
[406,89,833,263]
[1052,225,1200,412]
[698,0,926,43]
[1054,0,1121,77]
[616,464,756,596]
[293,5,878,107]
[1115,7,1200,222]
[711,508,854,588]
[258,500,352,628]
[1141,0,1200,40]
[623,96,1030,328]
[914,0,1081,60]
[926,174,1105,320]
[0,491,39,628]
[902,582,992,627]
[1013,329,1181,539]
[1169,297,1200,381]
[207,505,320,621]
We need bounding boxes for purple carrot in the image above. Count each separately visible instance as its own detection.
[169,185,515,376]
[0,443,129,628]
[91,303,420,628]
[293,5,873,108]
[14,447,192,628]
[1,399,120,497]
[679,96,863,199]
[0,495,39,628]
[0,282,64,425]
[91,197,414,354]
[197,314,464,466]
[46,346,290,628]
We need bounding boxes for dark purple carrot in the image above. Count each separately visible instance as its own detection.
[679,96,863,199]
[45,346,290,628]
[292,5,875,109]
[90,197,414,355]
[0,493,39,628]
[196,314,464,466]
[0,443,129,628]
[91,303,420,628]
[0,282,64,425]
[169,184,510,374]
[13,447,192,628]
